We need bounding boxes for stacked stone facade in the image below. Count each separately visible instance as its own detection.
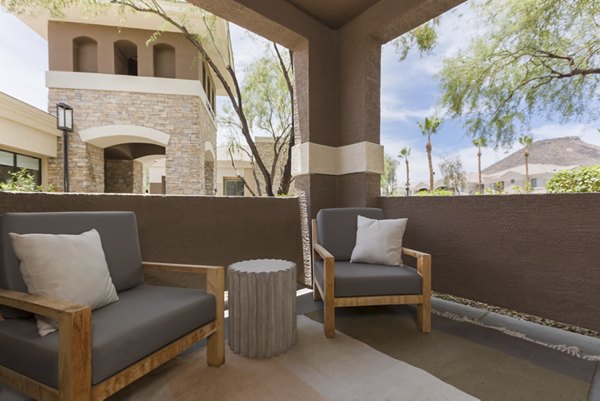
[105,160,143,193]
[204,160,214,195]
[48,88,216,195]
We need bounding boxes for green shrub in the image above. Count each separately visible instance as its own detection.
[546,166,600,193]
[415,188,454,196]
[0,168,44,192]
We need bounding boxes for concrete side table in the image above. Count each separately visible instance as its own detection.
[228,259,297,358]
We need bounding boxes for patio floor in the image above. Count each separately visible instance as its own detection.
[2,291,598,401]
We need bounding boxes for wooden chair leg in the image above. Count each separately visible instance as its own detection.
[324,301,335,338]
[207,329,225,366]
[417,300,431,333]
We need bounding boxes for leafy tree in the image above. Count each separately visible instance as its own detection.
[439,0,600,147]
[438,156,466,194]
[5,0,294,197]
[0,168,44,192]
[221,51,292,196]
[399,147,411,196]
[518,134,533,192]
[546,166,600,193]
[417,116,442,192]
[393,18,440,61]
[380,153,399,196]
[472,136,487,192]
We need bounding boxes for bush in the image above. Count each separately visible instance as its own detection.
[415,188,454,196]
[546,166,600,193]
[0,168,44,192]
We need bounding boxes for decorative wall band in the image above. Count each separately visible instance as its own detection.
[291,141,384,176]
[46,71,210,100]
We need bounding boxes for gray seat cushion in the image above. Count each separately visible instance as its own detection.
[0,212,144,318]
[314,260,422,297]
[0,284,215,388]
[316,208,384,260]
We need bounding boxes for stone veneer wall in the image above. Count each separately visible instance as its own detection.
[47,134,104,193]
[105,159,144,193]
[204,160,214,195]
[48,88,216,195]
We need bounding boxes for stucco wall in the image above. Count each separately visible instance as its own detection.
[48,21,200,80]
[0,192,306,284]
[379,194,600,332]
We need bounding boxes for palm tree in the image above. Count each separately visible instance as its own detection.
[472,136,487,193]
[417,116,442,192]
[518,135,533,192]
[399,147,411,196]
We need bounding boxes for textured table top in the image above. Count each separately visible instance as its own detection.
[228,259,295,274]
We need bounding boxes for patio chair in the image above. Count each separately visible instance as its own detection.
[0,211,224,401]
[312,208,431,338]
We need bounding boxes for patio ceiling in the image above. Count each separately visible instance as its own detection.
[285,0,380,28]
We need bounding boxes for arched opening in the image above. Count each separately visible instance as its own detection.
[204,144,215,195]
[73,36,97,73]
[104,143,166,194]
[114,40,138,76]
[153,43,176,78]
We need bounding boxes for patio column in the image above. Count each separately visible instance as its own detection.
[190,0,464,215]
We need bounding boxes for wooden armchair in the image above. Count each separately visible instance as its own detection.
[311,208,431,338]
[0,212,224,401]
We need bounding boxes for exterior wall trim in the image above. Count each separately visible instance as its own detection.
[79,125,171,148]
[291,141,384,176]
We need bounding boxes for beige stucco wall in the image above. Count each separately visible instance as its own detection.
[0,92,61,190]
[48,21,201,80]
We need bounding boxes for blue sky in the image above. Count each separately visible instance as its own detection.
[1,3,598,184]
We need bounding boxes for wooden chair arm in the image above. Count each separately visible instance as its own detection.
[0,288,92,399]
[0,288,88,319]
[142,261,224,294]
[313,243,334,262]
[401,247,430,259]
[402,248,432,297]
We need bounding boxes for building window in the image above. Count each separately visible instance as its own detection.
[510,179,515,184]
[202,61,216,112]
[73,36,98,73]
[494,181,505,191]
[0,150,41,185]
[223,178,244,196]
[153,43,176,78]
[114,40,138,76]
[530,178,538,187]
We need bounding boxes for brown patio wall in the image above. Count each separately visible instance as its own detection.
[379,194,600,332]
[0,192,305,285]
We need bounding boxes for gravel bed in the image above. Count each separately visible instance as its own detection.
[434,292,600,339]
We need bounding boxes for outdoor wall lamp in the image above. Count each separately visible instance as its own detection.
[56,103,73,192]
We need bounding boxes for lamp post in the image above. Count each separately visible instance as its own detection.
[56,103,73,192]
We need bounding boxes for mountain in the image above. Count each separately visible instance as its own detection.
[483,137,600,175]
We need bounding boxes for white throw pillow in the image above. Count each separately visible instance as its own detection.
[9,229,119,336]
[350,215,408,266]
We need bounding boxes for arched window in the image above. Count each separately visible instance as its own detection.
[153,43,176,78]
[73,36,97,73]
[114,40,138,76]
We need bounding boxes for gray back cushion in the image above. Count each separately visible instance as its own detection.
[0,212,143,318]
[316,208,384,260]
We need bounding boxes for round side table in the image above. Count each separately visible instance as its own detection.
[228,259,297,358]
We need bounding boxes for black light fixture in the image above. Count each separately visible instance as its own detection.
[56,103,73,192]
